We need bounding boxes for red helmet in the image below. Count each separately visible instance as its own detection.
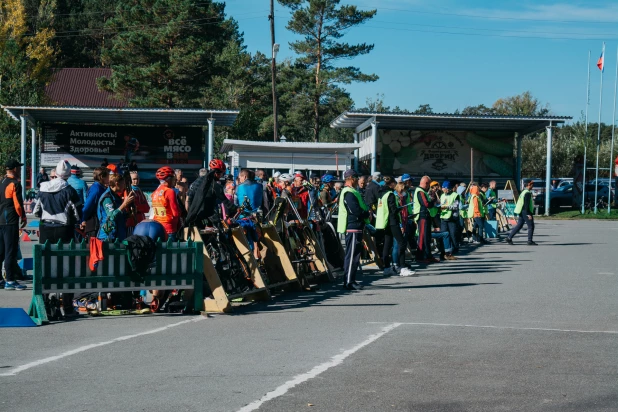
[209,159,226,172]
[155,166,174,180]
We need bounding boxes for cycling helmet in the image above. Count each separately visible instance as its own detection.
[155,166,175,180]
[278,173,294,183]
[322,174,334,183]
[209,159,226,172]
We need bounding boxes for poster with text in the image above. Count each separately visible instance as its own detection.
[41,124,204,168]
[377,130,515,179]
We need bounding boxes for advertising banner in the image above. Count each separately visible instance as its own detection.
[377,130,515,178]
[41,124,204,168]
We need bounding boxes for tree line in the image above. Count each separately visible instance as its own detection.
[1,0,614,179]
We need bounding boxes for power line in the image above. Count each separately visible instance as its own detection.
[20,1,232,19]
[1,13,268,39]
[372,20,618,38]
[376,6,618,25]
[363,24,618,41]
[51,15,268,39]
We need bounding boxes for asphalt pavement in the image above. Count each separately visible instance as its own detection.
[1,220,617,412]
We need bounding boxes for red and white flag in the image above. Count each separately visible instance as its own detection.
[597,45,605,72]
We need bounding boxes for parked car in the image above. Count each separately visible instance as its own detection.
[535,184,610,211]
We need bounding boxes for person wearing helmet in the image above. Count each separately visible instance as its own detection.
[320,174,334,207]
[151,166,181,240]
[184,159,237,227]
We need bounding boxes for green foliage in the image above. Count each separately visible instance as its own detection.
[360,93,411,113]
[461,104,496,115]
[278,0,378,141]
[99,0,243,108]
[0,0,56,166]
[492,91,550,116]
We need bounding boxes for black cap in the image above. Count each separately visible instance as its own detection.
[343,169,359,179]
[5,159,23,169]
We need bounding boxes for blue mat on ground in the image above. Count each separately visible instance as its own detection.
[0,308,37,327]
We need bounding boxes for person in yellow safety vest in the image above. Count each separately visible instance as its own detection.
[337,169,370,291]
[440,181,462,254]
[413,176,439,263]
[468,184,488,244]
[506,180,537,245]
[376,178,415,277]
[400,174,417,249]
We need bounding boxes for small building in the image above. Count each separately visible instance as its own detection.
[330,111,571,184]
[220,139,362,178]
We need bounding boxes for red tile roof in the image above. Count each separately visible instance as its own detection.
[45,68,128,108]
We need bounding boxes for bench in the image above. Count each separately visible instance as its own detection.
[28,239,204,325]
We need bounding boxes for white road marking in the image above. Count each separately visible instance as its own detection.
[367,322,618,334]
[236,322,402,412]
[0,316,205,377]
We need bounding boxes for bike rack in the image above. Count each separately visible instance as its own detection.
[187,227,271,314]
[259,223,305,291]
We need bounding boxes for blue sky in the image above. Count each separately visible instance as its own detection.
[224,0,618,125]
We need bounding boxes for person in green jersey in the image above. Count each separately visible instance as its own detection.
[506,180,537,245]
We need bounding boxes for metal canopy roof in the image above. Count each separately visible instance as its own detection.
[2,106,239,126]
[221,139,361,153]
[330,111,571,135]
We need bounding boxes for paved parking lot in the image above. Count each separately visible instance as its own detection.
[1,220,617,412]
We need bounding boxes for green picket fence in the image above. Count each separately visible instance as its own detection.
[28,239,204,325]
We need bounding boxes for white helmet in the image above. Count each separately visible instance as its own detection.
[278,173,294,183]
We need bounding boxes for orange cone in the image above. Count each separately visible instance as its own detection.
[21,231,32,242]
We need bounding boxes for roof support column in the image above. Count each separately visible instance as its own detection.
[207,118,215,166]
[545,122,553,216]
[31,126,37,190]
[353,132,359,171]
[515,132,522,188]
[20,116,27,200]
[371,121,378,174]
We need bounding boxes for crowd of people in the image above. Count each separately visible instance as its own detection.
[1,157,538,301]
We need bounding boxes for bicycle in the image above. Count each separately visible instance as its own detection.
[583,196,609,214]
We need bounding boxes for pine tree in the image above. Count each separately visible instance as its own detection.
[99,0,243,108]
[278,0,378,141]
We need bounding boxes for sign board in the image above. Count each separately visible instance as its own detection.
[41,124,204,168]
[377,130,515,178]
[497,190,514,200]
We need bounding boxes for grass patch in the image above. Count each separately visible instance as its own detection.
[538,208,618,220]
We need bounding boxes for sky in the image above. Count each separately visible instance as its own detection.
[223,0,618,125]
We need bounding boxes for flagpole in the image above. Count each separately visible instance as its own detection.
[609,45,618,213]
[594,42,605,214]
[582,51,591,214]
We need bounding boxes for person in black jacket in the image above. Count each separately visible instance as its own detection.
[184,160,236,228]
[363,172,382,215]
[337,169,370,291]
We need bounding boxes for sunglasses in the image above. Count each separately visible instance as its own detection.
[51,176,57,179]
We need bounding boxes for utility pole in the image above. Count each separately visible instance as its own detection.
[270,0,279,142]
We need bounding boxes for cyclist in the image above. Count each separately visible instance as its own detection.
[151,167,181,241]
[185,159,237,228]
